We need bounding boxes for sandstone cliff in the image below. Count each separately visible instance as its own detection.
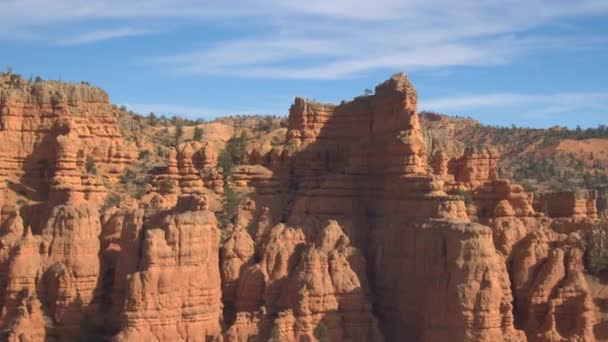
[0,71,605,342]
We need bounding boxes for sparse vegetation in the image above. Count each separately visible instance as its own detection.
[217,185,246,229]
[270,324,281,342]
[175,124,184,145]
[257,116,276,132]
[218,149,235,177]
[102,193,121,211]
[455,189,474,205]
[227,132,248,163]
[584,221,608,276]
[85,156,97,175]
[421,113,608,192]
[314,321,330,342]
[158,178,175,193]
[193,126,204,141]
[513,155,608,191]
[218,132,248,177]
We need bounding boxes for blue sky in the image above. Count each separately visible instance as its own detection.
[1,1,607,128]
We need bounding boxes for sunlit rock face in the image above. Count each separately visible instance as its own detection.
[0,73,604,342]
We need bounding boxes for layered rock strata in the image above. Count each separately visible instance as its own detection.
[0,73,605,342]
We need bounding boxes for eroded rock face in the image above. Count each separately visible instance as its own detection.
[0,75,136,195]
[151,141,223,197]
[0,72,606,342]
[510,228,595,341]
[370,220,524,341]
[0,204,101,340]
[112,202,223,341]
[537,190,599,219]
[222,220,381,342]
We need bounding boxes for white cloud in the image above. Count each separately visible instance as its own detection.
[0,0,607,78]
[57,27,154,46]
[146,0,608,79]
[420,92,608,119]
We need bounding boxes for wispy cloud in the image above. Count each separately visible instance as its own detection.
[57,27,154,46]
[145,0,608,79]
[1,0,607,78]
[420,92,608,119]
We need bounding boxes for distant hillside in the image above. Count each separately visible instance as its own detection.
[113,106,608,194]
[419,111,608,192]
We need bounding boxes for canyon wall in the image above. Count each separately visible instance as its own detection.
[0,73,605,341]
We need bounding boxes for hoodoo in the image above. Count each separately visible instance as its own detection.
[0,72,605,341]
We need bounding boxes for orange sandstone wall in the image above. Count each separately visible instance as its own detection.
[0,73,605,342]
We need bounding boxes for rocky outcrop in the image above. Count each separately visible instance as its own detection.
[0,72,606,342]
[536,190,599,219]
[223,220,381,342]
[371,220,524,341]
[5,293,47,342]
[149,141,224,202]
[449,147,500,185]
[0,74,136,196]
[112,200,223,341]
[510,228,595,341]
[0,204,101,340]
[50,131,106,205]
[286,73,427,175]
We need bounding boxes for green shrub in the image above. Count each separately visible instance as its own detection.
[175,124,184,145]
[314,321,330,342]
[158,178,174,193]
[584,221,608,276]
[257,116,274,132]
[227,133,247,163]
[217,186,246,229]
[85,156,97,175]
[218,149,234,177]
[193,126,204,141]
[138,150,151,160]
[270,324,280,342]
[103,193,121,211]
[218,133,248,178]
[454,189,473,205]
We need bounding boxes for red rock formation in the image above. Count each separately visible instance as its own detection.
[510,228,595,341]
[150,141,224,201]
[448,147,500,186]
[431,150,451,178]
[0,75,136,194]
[5,293,47,342]
[224,220,381,342]
[221,227,255,305]
[0,204,101,340]
[537,190,599,219]
[113,202,223,341]
[1,72,607,342]
[371,221,523,341]
[50,131,106,205]
[286,73,427,175]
